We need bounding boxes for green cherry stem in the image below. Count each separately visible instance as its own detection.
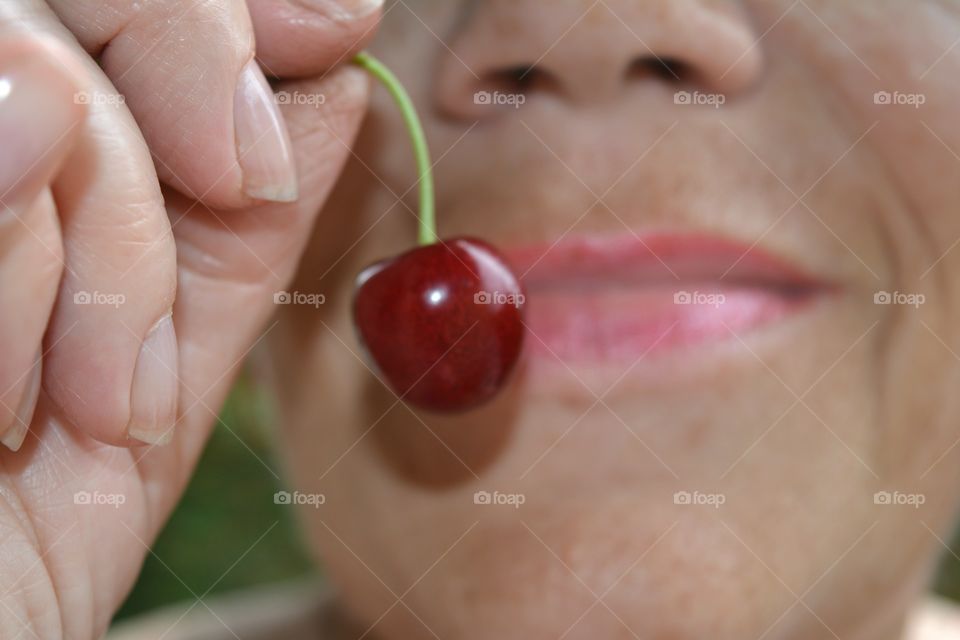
[353,51,437,246]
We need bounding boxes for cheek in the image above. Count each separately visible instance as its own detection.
[764,0,960,425]
[786,1,960,251]
[810,5,960,484]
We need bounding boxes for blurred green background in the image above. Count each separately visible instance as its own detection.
[115,375,314,621]
[114,376,960,621]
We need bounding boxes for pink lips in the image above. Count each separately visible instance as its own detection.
[503,234,829,363]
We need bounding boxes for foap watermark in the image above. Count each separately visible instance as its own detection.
[274,291,326,308]
[274,490,326,508]
[673,290,725,308]
[74,490,126,509]
[73,290,126,309]
[673,490,726,509]
[74,90,126,107]
[874,291,925,308]
[674,90,726,108]
[474,290,525,308]
[473,490,525,509]
[474,90,526,109]
[874,491,925,509]
[874,91,926,109]
[275,91,327,108]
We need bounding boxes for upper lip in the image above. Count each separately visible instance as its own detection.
[502,232,830,295]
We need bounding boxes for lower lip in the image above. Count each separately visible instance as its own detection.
[504,235,828,363]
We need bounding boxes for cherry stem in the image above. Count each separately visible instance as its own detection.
[353,52,437,246]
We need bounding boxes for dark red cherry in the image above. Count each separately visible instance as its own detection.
[353,237,526,412]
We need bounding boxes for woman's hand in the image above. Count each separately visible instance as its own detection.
[0,0,379,637]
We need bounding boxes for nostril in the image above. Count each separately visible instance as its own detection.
[627,56,693,84]
[435,1,763,118]
[477,64,562,104]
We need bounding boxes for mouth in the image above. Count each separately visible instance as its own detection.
[503,233,833,363]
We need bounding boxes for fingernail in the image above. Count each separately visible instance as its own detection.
[1,354,42,452]
[128,315,178,446]
[234,60,298,203]
[293,0,384,19]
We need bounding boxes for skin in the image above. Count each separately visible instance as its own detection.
[270,1,960,639]
[0,0,379,637]
[2,1,960,639]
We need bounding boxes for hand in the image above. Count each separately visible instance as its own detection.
[0,0,379,636]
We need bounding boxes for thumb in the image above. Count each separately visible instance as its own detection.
[143,63,370,518]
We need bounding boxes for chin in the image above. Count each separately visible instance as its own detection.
[329,507,852,640]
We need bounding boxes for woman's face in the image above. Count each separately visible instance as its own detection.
[268,1,960,638]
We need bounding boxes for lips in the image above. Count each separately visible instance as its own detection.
[503,233,831,363]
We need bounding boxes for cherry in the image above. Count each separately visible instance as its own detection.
[353,238,525,411]
[349,53,526,411]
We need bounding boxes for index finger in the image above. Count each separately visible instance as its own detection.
[247,0,383,78]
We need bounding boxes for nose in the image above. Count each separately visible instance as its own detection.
[435,0,763,118]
